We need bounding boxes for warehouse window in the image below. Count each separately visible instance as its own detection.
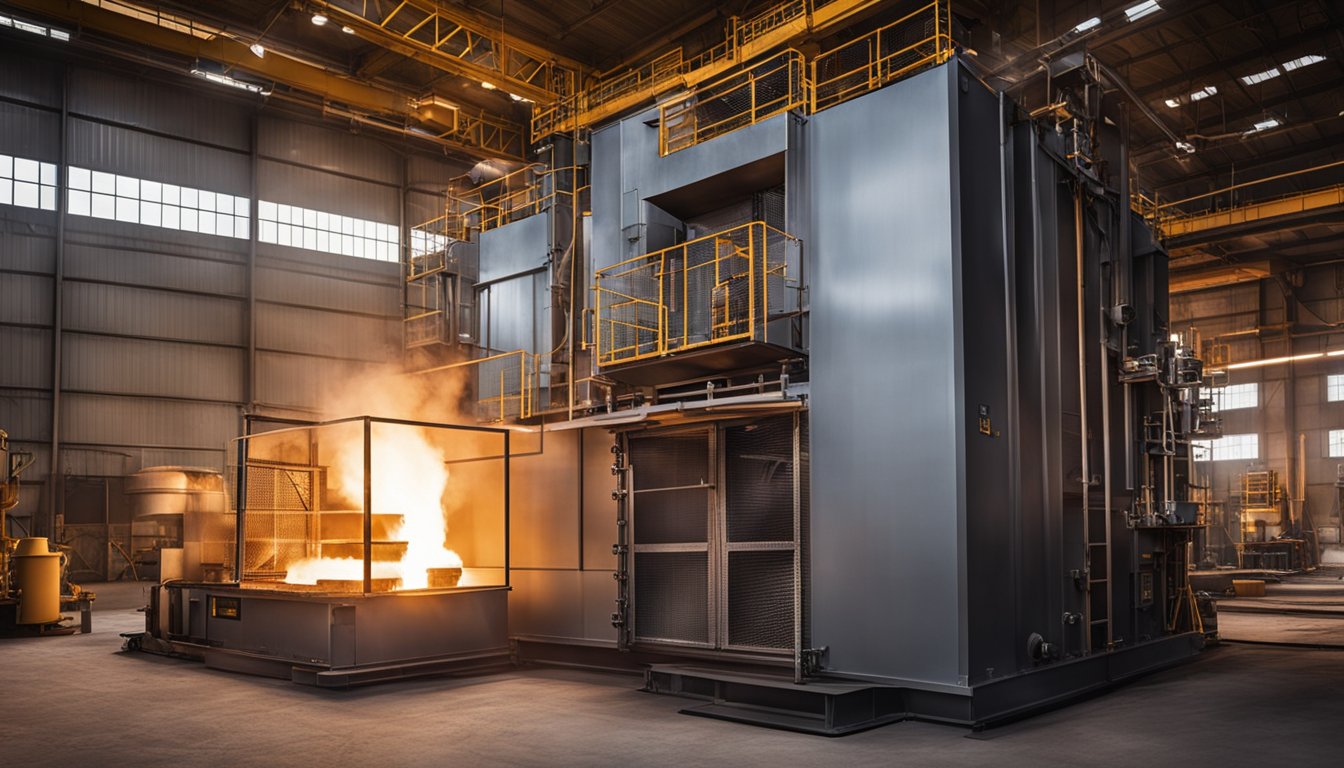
[258,201,399,262]
[1192,433,1259,462]
[66,166,249,238]
[1331,430,1344,459]
[0,154,59,211]
[1329,374,1344,402]
[410,227,448,258]
[1208,383,1257,412]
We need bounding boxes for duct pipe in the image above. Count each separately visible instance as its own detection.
[1075,186,1092,649]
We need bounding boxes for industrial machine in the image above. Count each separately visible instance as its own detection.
[126,1,1218,732]
[126,466,228,582]
[130,416,512,686]
[2,428,93,636]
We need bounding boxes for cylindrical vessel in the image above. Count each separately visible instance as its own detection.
[160,547,184,583]
[14,537,61,625]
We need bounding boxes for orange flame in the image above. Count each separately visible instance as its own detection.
[283,423,462,590]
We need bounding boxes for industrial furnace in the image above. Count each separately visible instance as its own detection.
[133,416,511,686]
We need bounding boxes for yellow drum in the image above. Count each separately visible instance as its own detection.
[14,537,61,625]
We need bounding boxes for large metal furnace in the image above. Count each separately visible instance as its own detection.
[132,416,512,686]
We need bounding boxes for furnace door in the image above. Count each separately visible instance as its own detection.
[627,414,803,654]
[629,429,716,647]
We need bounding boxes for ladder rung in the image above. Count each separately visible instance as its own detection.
[1088,542,1108,547]
[1089,579,1108,584]
[1090,619,1109,625]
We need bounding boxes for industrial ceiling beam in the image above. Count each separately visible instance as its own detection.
[8,0,526,160]
[310,0,586,104]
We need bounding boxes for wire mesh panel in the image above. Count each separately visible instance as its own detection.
[726,417,795,543]
[727,550,794,648]
[723,414,800,651]
[634,551,710,645]
[241,465,316,579]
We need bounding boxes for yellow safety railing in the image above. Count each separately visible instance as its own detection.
[414,349,537,422]
[811,0,951,112]
[532,0,936,143]
[473,165,588,233]
[594,221,796,367]
[1142,158,1344,239]
[659,49,808,156]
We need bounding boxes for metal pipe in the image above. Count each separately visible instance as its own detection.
[48,66,70,538]
[792,410,802,684]
[246,115,258,410]
[1100,298,1113,648]
[1075,185,1092,650]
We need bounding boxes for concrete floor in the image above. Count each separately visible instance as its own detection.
[4,583,1344,767]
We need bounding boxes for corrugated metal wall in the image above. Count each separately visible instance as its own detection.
[0,46,467,535]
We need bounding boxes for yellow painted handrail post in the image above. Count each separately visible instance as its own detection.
[683,246,689,348]
[498,369,505,422]
[658,253,667,356]
[748,224,757,341]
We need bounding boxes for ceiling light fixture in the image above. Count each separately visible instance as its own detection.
[480,81,497,90]
[191,68,271,95]
[249,42,265,58]
[1175,140,1195,153]
[0,12,72,41]
[1245,117,1281,134]
[1124,1,1161,21]
[311,13,328,26]
[341,25,355,35]
[1070,16,1101,34]
[1164,98,1180,108]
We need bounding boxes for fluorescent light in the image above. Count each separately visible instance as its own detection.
[1125,1,1161,21]
[249,42,265,58]
[1165,98,1181,108]
[0,13,70,40]
[509,92,532,103]
[1227,352,1322,370]
[1071,16,1101,34]
[341,25,355,35]
[1241,66,1281,85]
[311,13,328,26]
[1175,140,1195,153]
[1281,54,1326,72]
[480,81,497,90]
[1245,117,1281,134]
[190,68,270,95]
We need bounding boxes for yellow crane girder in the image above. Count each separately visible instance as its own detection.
[10,0,526,160]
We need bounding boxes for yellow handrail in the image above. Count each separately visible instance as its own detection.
[658,49,808,156]
[594,221,796,367]
[413,349,536,422]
